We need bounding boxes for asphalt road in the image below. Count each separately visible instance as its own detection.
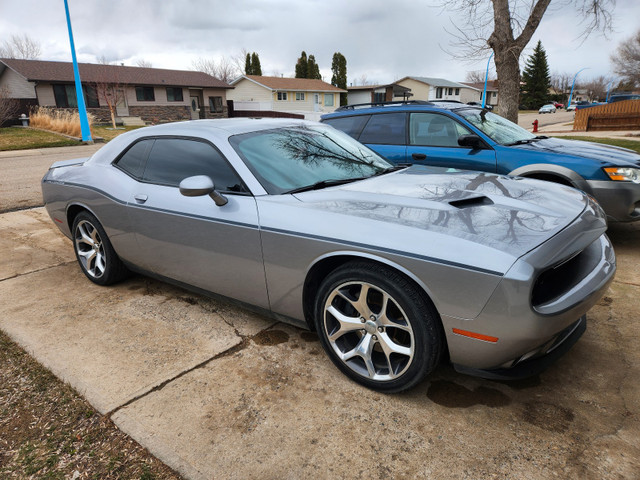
[1,145,638,479]
[517,110,576,131]
[0,144,102,213]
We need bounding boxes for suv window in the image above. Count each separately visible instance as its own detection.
[358,113,406,145]
[323,115,370,139]
[410,113,471,147]
[115,139,153,178]
[142,138,246,192]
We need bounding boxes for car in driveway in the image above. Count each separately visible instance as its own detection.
[566,104,577,112]
[42,118,615,392]
[321,101,640,222]
[538,104,556,114]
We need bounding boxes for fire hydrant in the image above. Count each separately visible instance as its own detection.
[532,119,539,133]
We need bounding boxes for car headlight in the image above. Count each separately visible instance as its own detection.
[603,167,640,183]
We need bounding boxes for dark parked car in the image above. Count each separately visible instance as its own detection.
[322,101,640,222]
[42,119,615,392]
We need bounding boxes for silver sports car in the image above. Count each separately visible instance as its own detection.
[42,118,616,392]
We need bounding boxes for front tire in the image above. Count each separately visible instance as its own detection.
[314,262,443,393]
[72,211,128,286]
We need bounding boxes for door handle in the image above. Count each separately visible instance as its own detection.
[412,153,427,161]
[134,194,148,204]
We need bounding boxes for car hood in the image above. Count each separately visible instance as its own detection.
[288,166,590,270]
[511,137,640,166]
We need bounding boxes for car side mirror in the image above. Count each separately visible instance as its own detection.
[458,134,484,150]
[179,175,228,206]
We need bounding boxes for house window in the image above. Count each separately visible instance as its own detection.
[455,88,460,95]
[448,88,453,95]
[492,91,497,98]
[53,84,99,108]
[436,87,443,99]
[209,96,223,113]
[85,85,99,108]
[277,91,287,101]
[324,94,334,106]
[295,92,305,101]
[166,87,183,102]
[135,86,155,101]
[373,92,385,103]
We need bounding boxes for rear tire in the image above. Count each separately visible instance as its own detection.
[314,261,443,393]
[72,211,128,286]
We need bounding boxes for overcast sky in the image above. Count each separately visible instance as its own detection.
[0,0,637,85]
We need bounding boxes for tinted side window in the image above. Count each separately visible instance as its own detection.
[142,138,246,192]
[409,113,471,147]
[358,113,406,145]
[323,115,370,139]
[115,139,153,179]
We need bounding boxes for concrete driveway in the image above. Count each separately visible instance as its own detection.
[0,146,639,479]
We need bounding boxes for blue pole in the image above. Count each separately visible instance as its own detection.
[567,67,589,109]
[605,80,615,103]
[63,0,92,142]
[482,52,494,109]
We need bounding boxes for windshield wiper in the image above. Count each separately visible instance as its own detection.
[505,137,546,146]
[372,165,409,176]
[285,178,361,194]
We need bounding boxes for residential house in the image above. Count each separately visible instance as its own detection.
[460,80,499,107]
[346,83,412,105]
[228,75,346,118]
[395,77,480,103]
[0,58,232,124]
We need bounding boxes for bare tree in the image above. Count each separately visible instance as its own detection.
[444,0,614,122]
[0,86,19,127]
[0,34,41,59]
[465,70,496,83]
[550,71,571,96]
[136,59,153,68]
[582,75,616,101]
[611,29,640,87]
[192,56,241,84]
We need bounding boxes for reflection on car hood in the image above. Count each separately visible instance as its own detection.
[292,166,588,262]
[511,137,640,166]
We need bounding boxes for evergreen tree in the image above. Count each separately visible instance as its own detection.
[307,55,321,79]
[295,51,308,78]
[245,53,252,75]
[331,52,348,105]
[251,52,262,76]
[521,40,552,109]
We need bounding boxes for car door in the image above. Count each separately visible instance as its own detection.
[356,112,408,163]
[125,137,269,309]
[406,112,497,173]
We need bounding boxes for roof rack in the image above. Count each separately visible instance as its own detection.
[429,100,464,104]
[335,100,432,111]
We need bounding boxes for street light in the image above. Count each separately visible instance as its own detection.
[63,0,92,142]
[567,68,590,108]
[481,52,494,109]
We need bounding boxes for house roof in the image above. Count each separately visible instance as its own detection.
[0,58,231,88]
[233,75,346,93]
[398,76,479,90]
[460,81,499,91]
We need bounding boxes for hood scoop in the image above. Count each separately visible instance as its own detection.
[449,195,494,209]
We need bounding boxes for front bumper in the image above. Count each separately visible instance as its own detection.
[442,199,615,378]
[453,316,586,380]
[587,179,640,222]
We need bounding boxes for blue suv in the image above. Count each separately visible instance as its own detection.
[322,101,640,222]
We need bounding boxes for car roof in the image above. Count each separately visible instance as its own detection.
[322,100,482,119]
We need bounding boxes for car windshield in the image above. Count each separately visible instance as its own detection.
[458,109,536,146]
[229,125,393,194]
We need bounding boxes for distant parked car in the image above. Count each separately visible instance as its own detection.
[322,101,640,222]
[566,104,577,111]
[609,94,640,103]
[538,104,557,114]
[553,102,565,109]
